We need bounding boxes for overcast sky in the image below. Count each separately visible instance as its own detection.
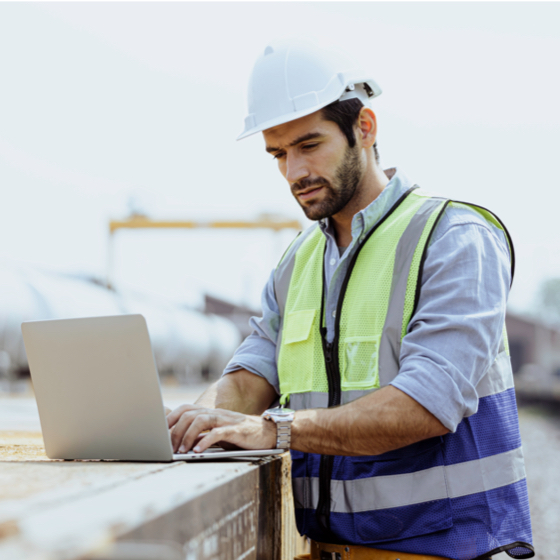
[1,2,559,311]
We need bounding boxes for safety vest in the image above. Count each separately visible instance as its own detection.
[274,188,534,559]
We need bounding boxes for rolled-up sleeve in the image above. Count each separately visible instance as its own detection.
[223,269,281,395]
[390,206,512,433]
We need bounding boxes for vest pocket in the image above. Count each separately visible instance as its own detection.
[283,309,316,344]
[279,310,316,396]
[340,441,453,544]
[341,335,381,390]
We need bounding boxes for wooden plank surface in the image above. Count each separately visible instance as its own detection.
[0,431,46,462]
[0,430,262,560]
[0,404,308,560]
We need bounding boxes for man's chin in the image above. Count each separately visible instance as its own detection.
[301,205,328,221]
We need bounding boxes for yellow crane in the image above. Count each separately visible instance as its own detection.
[106,213,303,289]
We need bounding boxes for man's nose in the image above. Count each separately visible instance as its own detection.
[285,152,309,185]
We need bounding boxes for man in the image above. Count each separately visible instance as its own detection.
[168,41,534,560]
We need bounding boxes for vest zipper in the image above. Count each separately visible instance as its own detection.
[316,339,340,532]
[323,341,341,407]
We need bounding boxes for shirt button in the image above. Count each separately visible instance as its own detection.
[332,310,336,318]
[330,258,336,266]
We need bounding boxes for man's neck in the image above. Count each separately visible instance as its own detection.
[330,165,391,247]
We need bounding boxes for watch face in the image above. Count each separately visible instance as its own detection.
[267,406,295,416]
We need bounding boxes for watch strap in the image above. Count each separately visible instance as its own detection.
[275,420,291,449]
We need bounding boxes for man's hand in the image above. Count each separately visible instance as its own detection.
[167,404,277,453]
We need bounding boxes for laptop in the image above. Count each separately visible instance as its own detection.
[21,314,283,462]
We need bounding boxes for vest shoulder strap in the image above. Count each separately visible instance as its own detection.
[274,223,321,318]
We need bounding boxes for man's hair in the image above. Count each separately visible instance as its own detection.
[321,98,380,164]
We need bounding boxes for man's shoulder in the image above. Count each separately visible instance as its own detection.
[426,196,506,237]
[410,188,502,232]
[429,199,511,259]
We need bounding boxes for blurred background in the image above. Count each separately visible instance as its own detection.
[0,2,559,555]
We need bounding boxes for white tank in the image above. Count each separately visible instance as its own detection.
[0,260,241,381]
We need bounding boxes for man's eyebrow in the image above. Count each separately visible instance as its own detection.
[265,132,323,154]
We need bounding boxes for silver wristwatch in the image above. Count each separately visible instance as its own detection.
[262,406,295,450]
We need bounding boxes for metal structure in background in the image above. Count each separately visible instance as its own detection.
[106,213,303,290]
[507,311,560,403]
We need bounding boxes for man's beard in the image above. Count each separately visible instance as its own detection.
[291,144,363,221]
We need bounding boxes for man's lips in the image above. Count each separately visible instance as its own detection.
[296,186,324,201]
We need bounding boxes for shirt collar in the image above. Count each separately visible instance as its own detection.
[319,168,415,242]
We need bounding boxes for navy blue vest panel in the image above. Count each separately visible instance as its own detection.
[291,387,534,559]
[295,478,532,559]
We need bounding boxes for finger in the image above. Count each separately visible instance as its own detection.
[167,404,199,428]
[172,428,210,453]
[170,410,209,451]
[193,427,228,453]
[167,403,205,428]
[192,433,221,449]
[179,413,219,453]
[164,407,172,416]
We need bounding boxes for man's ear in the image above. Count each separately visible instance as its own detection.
[357,107,377,149]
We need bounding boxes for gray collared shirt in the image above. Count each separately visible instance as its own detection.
[223,168,512,432]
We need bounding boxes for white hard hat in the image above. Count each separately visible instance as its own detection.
[237,40,382,141]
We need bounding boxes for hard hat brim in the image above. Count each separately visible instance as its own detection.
[236,77,382,141]
[236,104,331,141]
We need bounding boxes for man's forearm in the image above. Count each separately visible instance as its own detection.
[291,385,449,456]
[194,369,277,415]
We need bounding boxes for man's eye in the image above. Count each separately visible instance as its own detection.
[272,153,285,160]
[302,143,318,151]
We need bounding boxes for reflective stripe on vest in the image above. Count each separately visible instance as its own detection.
[293,446,526,513]
[378,195,446,384]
